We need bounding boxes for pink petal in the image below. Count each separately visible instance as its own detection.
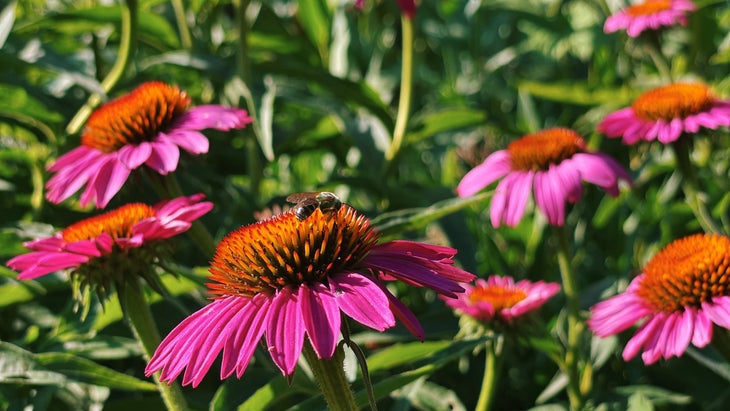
[299,283,340,360]
[171,105,252,131]
[92,158,132,208]
[503,171,534,227]
[222,294,271,378]
[384,289,424,341]
[145,139,180,174]
[117,142,153,169]
[330,272,395,331]
[456,150,511,197]
[164,130,210,154]
[266,288,305,376]
[691,308,713,347]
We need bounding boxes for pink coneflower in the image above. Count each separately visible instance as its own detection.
[598,83,730,145]
[145,204,475,387]
[456,128,631,228]
[6,194,212,296]
[604,0,696,37]
[46,82,252,208]
[589,234,730,364]
[354,0,416,18]
[442,275,560,324]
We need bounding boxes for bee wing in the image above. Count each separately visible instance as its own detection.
[286,192,319,204]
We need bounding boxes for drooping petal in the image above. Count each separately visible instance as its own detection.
[91,157,132,208]
[145,138,181,174]
[164,130,210,154]
[118,142,153,169]
[299,283,340,360]
[456,150,512,197]
[171,105,252,131]
[330,272,395,331]
[266,288,305,376]
[383,289,425,341]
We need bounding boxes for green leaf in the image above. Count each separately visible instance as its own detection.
[518,80,635,107]
[614,385,692,406]
[0,84,64,125]
[35,352,156,391]
[236,377,306,411]
[297,0,331,62]
[407,108,486,143]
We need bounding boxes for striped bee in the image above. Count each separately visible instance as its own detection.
[286,192,342,221]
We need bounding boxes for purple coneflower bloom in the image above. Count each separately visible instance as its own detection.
[46,82,251,208]
[589,234,730,364]
[604,0,695,37]
[7,194,212,295]
[598,83,730,144]
[442,275,560,323]
[145,204,475,387]
[457,128,631,228]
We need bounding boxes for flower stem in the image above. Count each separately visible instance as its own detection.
[119,277,189,411]
[171,0,192,49]
[475,337,504,411]
[302,340,358,411]
[66,0,137,135]
[147,171,217,257]
[553,225,586,410]
[672,138,721,234]
[385,14,414,163]
[711,328,730,364]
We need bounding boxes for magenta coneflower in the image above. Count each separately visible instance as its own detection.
[604,0,696,37]
[457,128,631,227]
[145,204,475,387]
[598,83,730,144]
[7,194,212,296]
[46,82,252,208]
[442,275,560,324]
[589,234,730,364]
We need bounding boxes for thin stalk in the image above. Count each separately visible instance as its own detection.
[120,277,189,411]
[385,14,414,162]
[67,0,137,135]
[171,0,192,49]
[302,341,358,411]
[475,337,504,411]
[342,319,378,411]
[672,138,721,234]
[553,225,585,410]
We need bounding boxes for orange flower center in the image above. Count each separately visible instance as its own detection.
[631,83,715,122]
[636,234,730,312]
[208,206,380,297]
[469,285,527,311]
[625,0,672,16]
[81,82,191,153]
[507,128,585,171]
[62,203,155,242]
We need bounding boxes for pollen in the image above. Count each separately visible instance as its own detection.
[507,128,585,171]
[625,0,671,16]
[469,284,527,312]
[81,82,191,153]
[636,234,730,312]
[62,203,155,242]
[207,206,380,297]
[631,83,715,122]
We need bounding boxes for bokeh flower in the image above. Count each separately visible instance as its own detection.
[604,0,696,37]
[457,127,631,227]
[355,0,416,18]
[46,82,252,208]
[442,275,560,324]
[598,82,730,145]
[145,204,475,387]
[589,233,730,364]
[7,194,212,297]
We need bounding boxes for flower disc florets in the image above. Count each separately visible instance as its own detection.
[82,82,190,153]
[631,83,714,122]
[507,128,586,171]
[208,206,380,297]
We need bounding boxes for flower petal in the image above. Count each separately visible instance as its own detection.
[330,272,395,331]
[266,288,305,376]
[299,283,340,360]
[456,150,511,197]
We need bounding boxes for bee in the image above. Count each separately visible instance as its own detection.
[286,192,342,221]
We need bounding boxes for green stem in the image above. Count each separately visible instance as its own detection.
[475,337,504,411]
[711,327,730,364]
[553,226,585,411]
[385,14,414,162]
[156,173,217,257]
[302,340,358,411]
[66,0,137,135]
[171,0,192,49]
[672,138,721,234]
[120,277,189,411]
